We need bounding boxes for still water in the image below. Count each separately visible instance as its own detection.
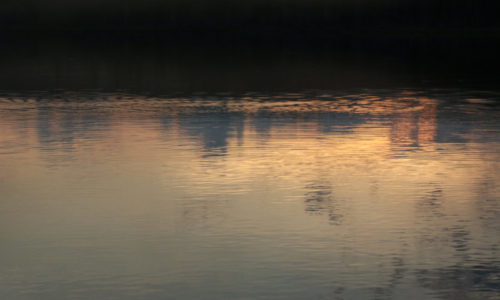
[0,89,499,299]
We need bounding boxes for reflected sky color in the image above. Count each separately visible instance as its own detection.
[0,90,499,299]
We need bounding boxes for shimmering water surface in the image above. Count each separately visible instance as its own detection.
[0,89,499,300]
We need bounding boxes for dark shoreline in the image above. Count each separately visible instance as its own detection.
[1,30,499,93]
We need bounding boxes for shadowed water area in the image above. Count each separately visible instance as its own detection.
[0,89,499,299]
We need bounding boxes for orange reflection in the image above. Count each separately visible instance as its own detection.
[0,93,498,283]
[390,97,437,147]
[417,97,437,146]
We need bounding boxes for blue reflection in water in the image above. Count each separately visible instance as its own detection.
[0,89,499,300]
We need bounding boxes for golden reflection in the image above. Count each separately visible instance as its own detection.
[390,97,437,148]
[0,93,497,212]
[0,92,499,293]
[0,93,493,194]
[417,97,437,146]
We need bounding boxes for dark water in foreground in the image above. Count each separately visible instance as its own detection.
[0,89,499,299]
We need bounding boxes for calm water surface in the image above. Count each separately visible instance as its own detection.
[0,89,499,299]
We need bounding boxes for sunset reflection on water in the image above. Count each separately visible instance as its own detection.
[0,90,499,300]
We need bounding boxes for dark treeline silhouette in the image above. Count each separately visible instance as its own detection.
[1,32,498,92]
[2,0,499,34]
[1,0,499,92]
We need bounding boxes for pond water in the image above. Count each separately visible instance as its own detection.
[0,89,499,299]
